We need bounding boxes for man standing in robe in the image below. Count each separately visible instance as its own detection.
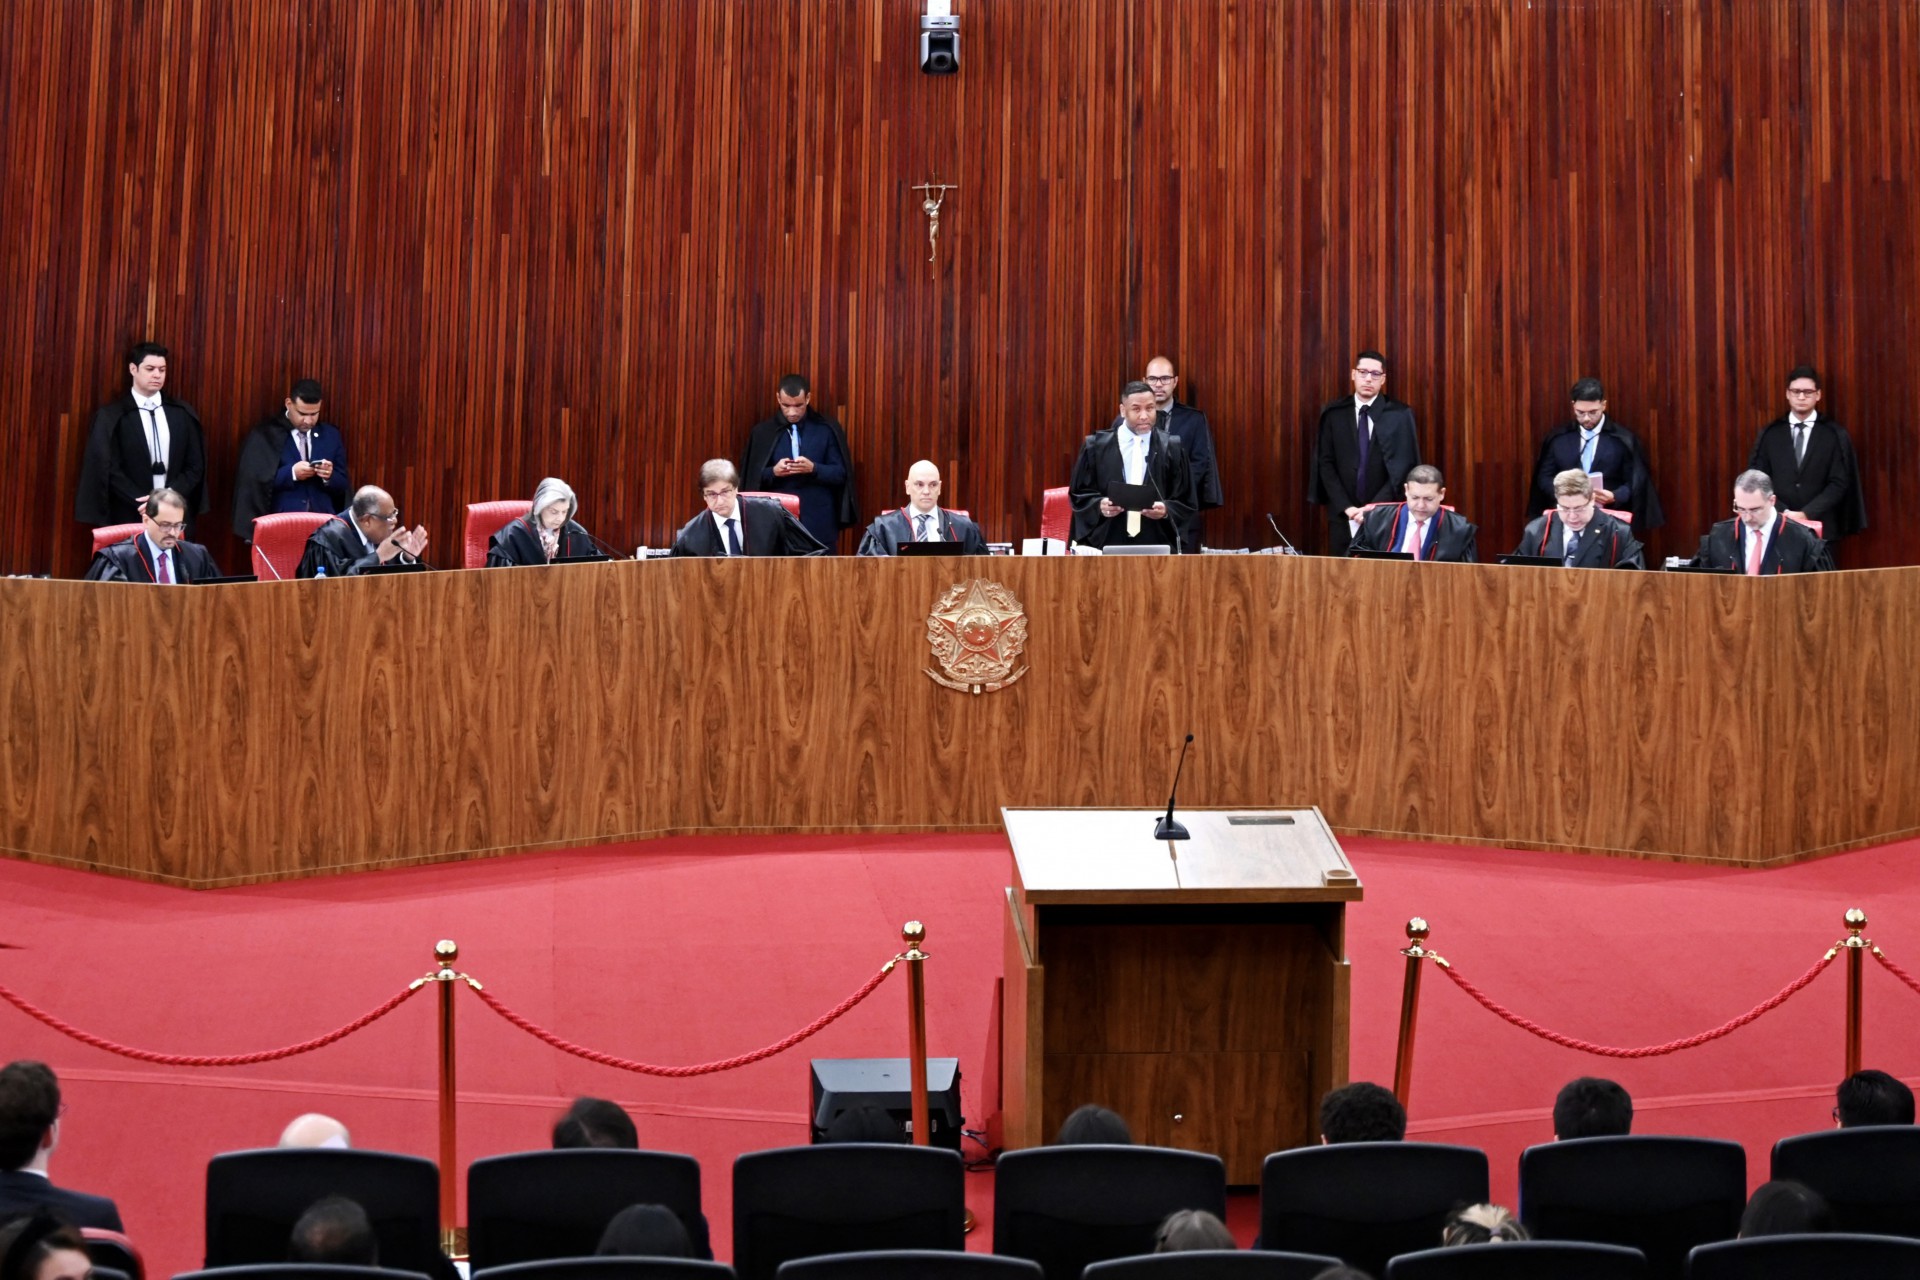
[1308,349,1421,553]
[1747,365,1865,556]
[1069,380,1195,550]
[1527,377,1664,530]
[739,374,857,552]
[76,341,209,530]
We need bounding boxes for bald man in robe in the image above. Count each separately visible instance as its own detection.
[856,460,990,554]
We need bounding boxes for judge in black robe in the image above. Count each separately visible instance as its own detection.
[486,477,606,566]
[1349,504,1479,562]
[1748,412,1866,543]
[670,490,827,557]
[1068,426,1195,550]
[858,507,989,556]
[739,378,858,550]
[1691,474,1832,574]
[297,487,430,576]
[85,532,221,583]
[75,349,210,527]
[1307,355,1422,553]
[1512,508,1645,569]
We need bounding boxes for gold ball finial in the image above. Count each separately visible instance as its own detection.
[902,921,927,947]
[1406,917,1430,943]
[1846,908,1867,932]
[436,939,459,964]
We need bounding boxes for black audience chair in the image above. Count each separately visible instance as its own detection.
[1518,1136,1745,1280]
[468,1149,710,1268]
[1771,1127,1920,1239]
[775,1251,1043,1280]
[1083,1251,1346,1280]
[82,1228,145,1280]
[992,1145,1228,1280]
[731,1144,966,1280]
[1385,1241,1647,1279]
[172,1269,433,1280]
[203,1149,443,1278]
[1687,1231,1920,1279]
[467,1262,734,1280]
[1258,1142,1490,1280]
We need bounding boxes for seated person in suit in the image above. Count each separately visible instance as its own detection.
[1692,470,1832,574]
[1513,470,1645,569]
[1347,464,1478,562]
[487,478,604,566]
[0,1215,93,1280]
[0,1061,125,1230]
[856,460,989,555]
[1527,376,1665,531]
[1835,1068,1914,1127]
[669,460,826,557]
[1068,379,1196,549]
[1319,1080,1405,1144]
[288,1195,378,1266]
[1552,1077,1632,1139]
[231,378,352,540]
[83,487,221,583]
[297,485,430,577]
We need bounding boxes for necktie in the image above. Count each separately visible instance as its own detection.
[1580,430,1599,474]
[1355,405,1373,496]
[725,518,742,556]
[298,431,311,463]
[156,550,172,584]
[1403,518,1426,557]
[1564,530,1581,567]
[1746,527,1765,575]
[914,513,931,542]
[789,425,802,460]
[1793,423,1807,465]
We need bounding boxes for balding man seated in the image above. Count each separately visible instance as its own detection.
[278,1113,350,1149]
[856,461,989,555]
[1691,470,1832,574]
[297,485,430,577]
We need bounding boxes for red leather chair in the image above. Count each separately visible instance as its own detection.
[738,490,802,517]
[465,500,527,568]
[1785,511,1825,538]
[91,522,142,554]
[1040,487,1071,543]
[81,1226,145,1280]
[250,513,331,581]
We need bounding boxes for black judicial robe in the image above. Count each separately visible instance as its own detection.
[485,516,603,566]
[669,496,828,557]
[297,515,384,577]
[1528,418,1666,531]
[1692,515,1833,574]
[856,507,990,556]
[1511,510,1646,569]
[1349,503,1479,563]
[739,409,859,541]
[1067,427,1195,549]
[84,536,221,583]
[1748,416,1867,540]
[1308,395,1422,552]
[75,392,210,525]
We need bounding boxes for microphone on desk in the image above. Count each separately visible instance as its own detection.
[1266,514,1302,556]
[1154,733,1194,841]
[253,545,284,581]
[571,525,633,561]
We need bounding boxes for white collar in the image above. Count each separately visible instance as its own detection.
[1790,411,1818,427]
[133,391,163,411]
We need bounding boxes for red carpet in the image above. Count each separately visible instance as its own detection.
[4,833,1920,1276]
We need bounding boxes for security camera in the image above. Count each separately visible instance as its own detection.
[921,0,959,74]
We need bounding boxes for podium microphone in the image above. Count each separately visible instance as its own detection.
[1266,513,1301,555]
[1154,733,1194,841]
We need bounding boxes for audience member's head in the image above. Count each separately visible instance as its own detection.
[1739,1180,1833,1239]
[277,1113,351,1149]
[1835,1069,1914,1127]
[820,1105,906,1144]
[1441,1204,1529,1246]
[595,1204,693,1258]
[1319,1082,1406,1144]
[0,1061,61,1173]
[1153,1208,1235,1253]
[1053,1104,1133,1146]
[288,1195,378,1266]
[1552,1077,1633,1139]
[553,1097,639,1149]
[0,1215,91,1280]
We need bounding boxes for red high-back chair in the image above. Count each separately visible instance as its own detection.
[251,513,332,580]
[1040,487,1071,543]
[91,523,142,554]
[738,491,802,517]
[465,500,527,568]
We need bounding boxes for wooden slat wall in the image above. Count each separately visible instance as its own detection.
[1,0,1914,577]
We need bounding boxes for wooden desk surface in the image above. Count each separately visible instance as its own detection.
[1004,807,1361,903]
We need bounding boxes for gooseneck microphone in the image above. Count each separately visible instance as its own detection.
[1266,513,1301,555]
[1155,733,1195,841]
[1146,451,1181,555]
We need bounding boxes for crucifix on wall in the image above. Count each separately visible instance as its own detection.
[912,178,957,266]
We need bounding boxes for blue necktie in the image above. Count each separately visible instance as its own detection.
[725,518,742,556]
[915,513,931,542]
[788,425,802,460]
[1580,430,1599,474]
[1564,530,1581,567]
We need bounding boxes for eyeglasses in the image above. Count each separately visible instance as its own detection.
[148,520,187,534]
[1352,368,1386,379]
[1786,386,1820,396]
[702,487,737,502]
[1144,375,1176,384]
[371,510,400,523]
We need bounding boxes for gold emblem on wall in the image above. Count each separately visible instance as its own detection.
[925,578,1029,695]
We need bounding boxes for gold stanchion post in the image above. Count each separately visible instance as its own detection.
[433,939,462,1256]
[1393,918,1432,1105]
[1842,908,1868,1077]
[902,921,931,1147]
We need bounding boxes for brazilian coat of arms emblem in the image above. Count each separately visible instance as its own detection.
[924,578,1030,694]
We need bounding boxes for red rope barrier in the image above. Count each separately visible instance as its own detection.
[1433,949,1836,1059]
[470,961,896,1077]
[0,979,424,1066]
[1871,947,1920,998]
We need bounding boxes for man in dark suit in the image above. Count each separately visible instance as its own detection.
[0,1061,125,1231]
[1692,470,1832,574]
[232,378,353,540]
[1111,356,1221,552]
[670,460,827,557]
[1348,465,1478,562]
[1068,380,1196,549]
[1527,377,1665,530]
[83,488,222,583]
[75,340,209,530]
[1513,470,1645,568]
[856,461,989,555]
[1747,365,1866,552]
[1308,349,1422,553]
[296,485,430,577]
[739,374,857,552]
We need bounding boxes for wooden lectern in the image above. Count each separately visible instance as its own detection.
[999,807,1362,1183]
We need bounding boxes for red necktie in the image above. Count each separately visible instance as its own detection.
[1746,528,1765,575]
[156,551,172,584]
